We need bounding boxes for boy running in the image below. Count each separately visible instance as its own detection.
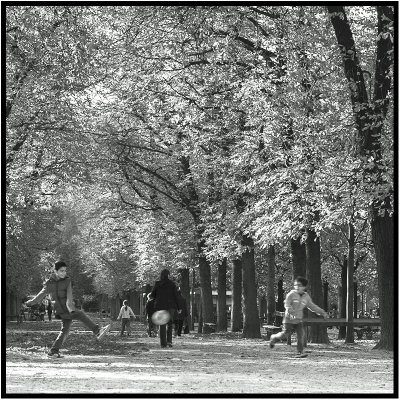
[25,261,111,358]
[269,276,329,358]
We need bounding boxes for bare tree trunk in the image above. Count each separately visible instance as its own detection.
[231,259,243,332]
[353,281,358,318]
[291,237,306,279]
[197,244,214,324]
[190,269,196,330]
[241,236,261,338]
[338,256,347,339]
[323,280,329,311]
[266,245,276,325]
[217,259,227,331]
[305,229,328,343]
[371,204,394,350]
[179,267,191,331]
[346,222,355,343]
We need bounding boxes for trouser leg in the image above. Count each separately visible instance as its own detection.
[295,323,305,353]
[69,310,99,334]
[121,319,126,335]
[167,309,175,344]
[159,324,167,346]
[177,319,183,336]
[272,323,294,343]
[126,320,131,335]
[51,319,72,351]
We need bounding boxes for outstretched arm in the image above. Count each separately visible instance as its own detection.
[307,299,329,318]
[25,287,48,306]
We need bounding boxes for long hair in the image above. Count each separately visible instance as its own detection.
[123,299,128,311]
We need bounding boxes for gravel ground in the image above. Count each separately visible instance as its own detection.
[5,320,394,395]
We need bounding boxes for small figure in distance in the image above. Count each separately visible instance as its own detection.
[47,299,53,321]
[116,300,135,336]
[25,261,111,358]
[145,293,156,337]
[174,289,188,337]
[269,276,329,358]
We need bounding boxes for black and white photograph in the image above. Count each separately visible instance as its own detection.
[4,4,395,396]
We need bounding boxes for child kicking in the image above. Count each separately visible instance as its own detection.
[25,261,111,358]
[269,276,329,358]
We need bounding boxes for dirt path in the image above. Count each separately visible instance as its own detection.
[5,323,394,395]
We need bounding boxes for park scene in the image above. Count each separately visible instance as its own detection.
[5,5,395,396]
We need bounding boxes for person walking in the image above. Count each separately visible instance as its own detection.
[150,269,181,348]
[25,261,111,358]
[47,300,53,321]
[145,294,156,337]
[116,300,135,336]
[174,289,188,337]
[269,276,329,358]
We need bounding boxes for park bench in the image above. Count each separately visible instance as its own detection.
[353,326,379,339]
[203,323,216,334]
[261,311,285,339]
[304,318,381,341]
[263,315,381,343]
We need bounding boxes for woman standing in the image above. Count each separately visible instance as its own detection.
[117,300,135,336]
[150,269,181,348]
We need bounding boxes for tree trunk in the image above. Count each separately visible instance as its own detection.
[275,280,284,327]
[179,267,191,331]
[305,229,328,343]
[346,222,355,343]
[371,206,394,350]
[217,259,227,331]
[197,244,214,324]
[190,269,196,330]
[231,259,243,332]
[323,280,329,311]
[197,291,203,333]
[6,290,11,320]
[259,295,267,322]
[338,256,347,339]
[266,245,276,325]
[241,236,261,338]
[291,237,306,279]
[353,281,358,318]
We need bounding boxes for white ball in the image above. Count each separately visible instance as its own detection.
[151,310,171,326]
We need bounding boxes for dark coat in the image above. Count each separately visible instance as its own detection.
[150,278,180,311]
[145,299,155,318]
[176,294,188,320]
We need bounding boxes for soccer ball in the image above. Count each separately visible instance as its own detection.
[151,310,170,326]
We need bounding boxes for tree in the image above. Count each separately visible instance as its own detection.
[327,5,394,350]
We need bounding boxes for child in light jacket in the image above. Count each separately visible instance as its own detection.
[117,300,135,336]
[269,276,329,357]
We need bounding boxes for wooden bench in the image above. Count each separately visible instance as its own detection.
[261,311,285,339]
[203,323,216,334]
[304,318,381,341]
[263,316,381,343]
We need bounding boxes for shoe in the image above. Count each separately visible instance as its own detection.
[269,338,276,349]
[295,352,308,358]
[48,350,63,358]
[167,343,173,347]
[96,324,111,341]
[161,345,167,348]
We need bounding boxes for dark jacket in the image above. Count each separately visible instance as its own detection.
[150,278,180,311]
[26,274,73,316]
[176,294,188,320]
[145,299,155,318]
